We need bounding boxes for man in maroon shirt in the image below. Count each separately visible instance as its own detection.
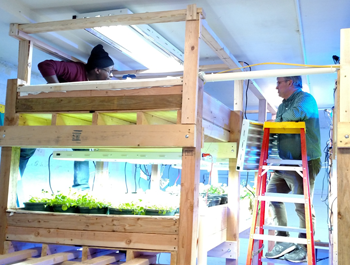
[19,44,114,192]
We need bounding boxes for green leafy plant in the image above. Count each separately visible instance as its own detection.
[146,205,176,215]
[207,184,225,195]
[28,189,50,203]
[76,194,110,209]
[47,190,77,211]
[112,200,145,215]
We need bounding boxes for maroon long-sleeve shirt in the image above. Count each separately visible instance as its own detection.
[38,60,88,82]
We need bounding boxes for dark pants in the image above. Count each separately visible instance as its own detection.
[266,158,321,238]
[19,148,90,190]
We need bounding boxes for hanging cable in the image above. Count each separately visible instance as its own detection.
[124,162,128,194]
[134,164,137,192]
[91,161,96,191]
[174,169,181,185]
[244,79,250,119]
[239,61,251,120]
[47,153,54,194]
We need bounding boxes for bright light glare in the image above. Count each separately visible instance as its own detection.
[95,26,184,72]
[302,83,310,93]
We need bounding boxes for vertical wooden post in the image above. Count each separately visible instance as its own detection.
[226,74,244,265]
[178,4,202,265]
[330,72,339,265]
[180,5,201,125]
[0,79,20,254]
[170,252,177,265]
[92,112,109,193]
[17,40,33,84]
[337,28,350,265]
[226,111,243,265]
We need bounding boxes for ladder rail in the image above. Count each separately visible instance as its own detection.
[300,128,316,265]
[246,127,271,265]
[246,123,316,265]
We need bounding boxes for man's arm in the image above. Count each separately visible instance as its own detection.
[43,75,60,83]
[280,94,318,122]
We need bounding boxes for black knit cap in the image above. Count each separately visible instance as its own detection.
[86,44,114,71]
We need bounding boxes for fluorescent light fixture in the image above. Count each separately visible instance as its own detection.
[75,9,184,72]
[201,67,338,82]
[53,151,182,165]
[52,151,230,170]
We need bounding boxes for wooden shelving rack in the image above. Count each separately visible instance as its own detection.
[0,4,249,265]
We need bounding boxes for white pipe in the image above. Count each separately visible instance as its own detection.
[202,67,338,82]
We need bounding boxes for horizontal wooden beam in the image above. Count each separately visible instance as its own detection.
[203,92,230,131]
[0,248,41,264]
[0,124,196,148]
[15,8,203,34]
[70,253,125,265]
[16,94,181,113]
[201,20,241,69]
[18,250,80,265]
[9,27,83,63]
[19,86,183,99]
[17,78,183,94]
[206,229,227,252]
[122,255,157,265]
[202,119,229,142]
[7,212,179,234]
[6,226,178,251]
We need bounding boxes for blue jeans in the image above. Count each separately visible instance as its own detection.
[19,148,90,190]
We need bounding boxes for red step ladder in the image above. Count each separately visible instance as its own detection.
[246,121,316,265]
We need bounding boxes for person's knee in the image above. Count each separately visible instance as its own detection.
[270,201,284,209]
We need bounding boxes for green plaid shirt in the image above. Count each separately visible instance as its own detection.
[275,88,322,161]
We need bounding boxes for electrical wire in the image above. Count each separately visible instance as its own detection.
[124,162,128,194]
[47,153,54,194]
[316,256,329,262]
[244,79,250,119]
[174,169,181,185]
[91,161,96,191]
[215,62,340,75]
[239,61,251,120]
[167,165,171,179]
[137,164,141,190]
[244,172,255,197]
[134,164,137,192]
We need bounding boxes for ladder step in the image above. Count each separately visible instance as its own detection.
[258,193,305,203]
[261,257,307,265]
[262,165,303,172]
[252,234,307,245]
[266,159,303,166]
[263,225,307,233]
